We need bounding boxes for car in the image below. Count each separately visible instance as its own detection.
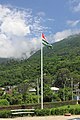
[68,118,80,120]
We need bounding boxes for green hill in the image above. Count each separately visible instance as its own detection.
[0,34,80,87]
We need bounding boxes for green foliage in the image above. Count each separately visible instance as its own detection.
[50,108,55,115]
[35,109,50,116]
[54,68,70,88]
[0,110,11,118]
[58,87,72,101]
[43,84,53,102]
[26,93,38,104]
[2,93,22,105]
[35,104,80,116]
[74,108,80,114]
[0,99,9,106]
[68,108,75,114]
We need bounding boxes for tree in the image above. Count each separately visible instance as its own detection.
[43,84,53,102]
[54,68,70,88]
[58,87,72,101]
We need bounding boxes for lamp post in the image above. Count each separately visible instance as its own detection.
[71,78,73,100]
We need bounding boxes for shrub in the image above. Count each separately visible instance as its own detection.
[35,109,50,116]
[0,110,11,118]
[0,99,9,106]
[75,108,80,115]
[42,109,50,116]
[68,108,75,114]
[54,108,60,115]
[57,108,65,115]
[51,108,55,115]
[35,109,44,116]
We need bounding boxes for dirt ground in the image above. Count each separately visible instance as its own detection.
[0,115,80,120]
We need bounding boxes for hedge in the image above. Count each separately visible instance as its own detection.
[35,109,50,116]
[35,106,80,116]
[1,107,80,118]
[0,110,11,118]
[0,103,80,118]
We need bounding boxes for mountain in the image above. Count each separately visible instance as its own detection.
[0,34,80,87]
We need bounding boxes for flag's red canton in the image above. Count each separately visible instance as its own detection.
[42,33,46,40]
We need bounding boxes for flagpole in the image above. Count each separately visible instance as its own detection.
[41,36,43,109]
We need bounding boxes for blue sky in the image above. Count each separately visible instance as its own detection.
[0,0,80,58]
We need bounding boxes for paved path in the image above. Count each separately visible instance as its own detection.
[0,115,80,120]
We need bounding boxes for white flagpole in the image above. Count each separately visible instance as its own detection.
[41,36,43,109]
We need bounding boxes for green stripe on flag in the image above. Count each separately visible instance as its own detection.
[42,39,49,45]
[42,39,52,48]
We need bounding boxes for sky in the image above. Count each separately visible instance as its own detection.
[0,0,80,58]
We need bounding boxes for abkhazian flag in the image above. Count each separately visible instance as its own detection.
[42,33,52,48]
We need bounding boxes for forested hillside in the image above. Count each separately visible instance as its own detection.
[0,34,80,87]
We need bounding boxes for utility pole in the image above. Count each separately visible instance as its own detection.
[63,80,66,101]
[37,78,40,103]
[63,82,65,101]
[71,78,73,100]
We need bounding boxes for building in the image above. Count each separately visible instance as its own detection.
[51,87,59,93]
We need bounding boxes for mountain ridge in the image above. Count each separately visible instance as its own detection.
[0,34,80,87]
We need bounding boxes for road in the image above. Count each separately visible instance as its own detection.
[0,115,80,120]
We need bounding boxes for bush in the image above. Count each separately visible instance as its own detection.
[54,108,60,115]
[0,110,11,118]
[36,106,80,116]
[75,108,80,115]
[35,109,44,116]
[57,108,65,115]
[35,109,50,116]
[42,109,50,116]
[0,99,9,106]
[51,108,55,115]
[68,108,75,114]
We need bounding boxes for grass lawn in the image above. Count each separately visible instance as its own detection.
[57,104,80,109]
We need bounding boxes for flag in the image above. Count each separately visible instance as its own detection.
[42,33,52,48]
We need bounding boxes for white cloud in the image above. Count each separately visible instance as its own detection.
[0,34,41,58]
[37,12,45,17]
[0,5,30,36]
[1,17,30,36]
[0,4,48,58]
[47,18,55,21]
[67,20,80,27]
[69,0,80,4]
[52,29,80,42]
[0,34,14,58]
[0,5,11,21]
[73,2,80,12]
[69,0,80,12]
